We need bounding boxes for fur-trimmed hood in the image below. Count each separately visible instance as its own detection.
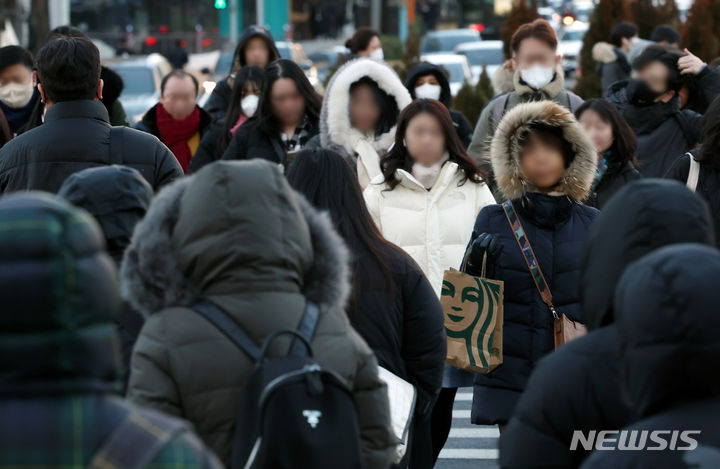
[120,160,350,317]
[492,60,516,95]
[320,57,412,158]
[592,41,618,63]
[512,64,566,98]
[490,100,597,201]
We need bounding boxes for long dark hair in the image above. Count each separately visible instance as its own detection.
[287,148,400,307]
[698,95,720,170]
[350,76,400,136]
[218,65,264,155]
[255,59,321,137]
[575,99,640,171]
[381,99,485,190]
[345,27,379,54]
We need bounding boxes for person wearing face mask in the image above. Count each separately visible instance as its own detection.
[592,22,638,93]
[467,19,584,201]
[134,71,212,173]
[189,66,264,173]
[576,99,641,209]
[343,27,385,63]
[405,62,474,147]
[306,57,410,187]
[607,44,718,178]
[0,46,42,148]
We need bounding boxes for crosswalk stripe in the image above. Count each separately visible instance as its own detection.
[452,409,471,419]
[449,427,500,438]
[439,449,499,459]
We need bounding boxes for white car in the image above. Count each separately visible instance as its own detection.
[107,53,173,124]
[558,21,589,77]
[454,41,505,82]
[419,54,473,96]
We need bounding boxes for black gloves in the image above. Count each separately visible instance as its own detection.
[466,233,503,278]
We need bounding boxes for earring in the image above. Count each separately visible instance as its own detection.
[403,138,407,147]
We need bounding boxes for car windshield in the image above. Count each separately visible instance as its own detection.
[114,66,155,95]
[562,30,587,41]
[461,48,504,66]
[277,45,292,60]
[215,52,234,76]
[434,62,465,83]
[422,34,477,53]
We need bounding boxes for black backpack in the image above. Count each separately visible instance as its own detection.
[191,299,364,469]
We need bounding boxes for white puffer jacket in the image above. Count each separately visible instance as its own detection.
[364,162,496,296]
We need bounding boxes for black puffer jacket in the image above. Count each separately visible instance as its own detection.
[586,160,641,209]
[405,62,473,147]
[665,149,720,248]
[499,180,716,469]
[581,244,720,469]
[188,118,225,173]
[221,117,320,165]
[0,100,182,193]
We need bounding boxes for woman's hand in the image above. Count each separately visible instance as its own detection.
[466,233,503,277]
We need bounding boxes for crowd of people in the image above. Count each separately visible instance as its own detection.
[0,17,719,469]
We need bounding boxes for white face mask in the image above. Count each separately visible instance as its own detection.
[415,83,442,100]
[520,64,555,90]
[241,94,259,118]
[369,48,384,61]
[0,82,34,109]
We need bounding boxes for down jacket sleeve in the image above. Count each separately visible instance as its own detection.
[126,314,183,418]
[363,181,384,231]
[348,327,396,469]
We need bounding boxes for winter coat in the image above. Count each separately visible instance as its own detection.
[57,165,154,387]
[586,160,642,209]
[665,149,720,248]
[467,66,583,199]
[317,58,411,187]
[492,60,516,96]
[468,101,599,425]
[0,100,183,193]
[348,244,446,469]
[188,118,225,173]
[204,26,280,121]
[123,160,395,468]
[581,244,720,469]
[607,80,701,178]
[682,64,720,114]
[0,193,221,469]
[592,42,631,94]
[221,116,320,166]
[405,62,474,147]
[364,161,496,296]
[499,179,716,468]
[0,90,41,148]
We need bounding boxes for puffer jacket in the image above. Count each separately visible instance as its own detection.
[123,160,395,468]
[363,161,495,296]
[581,244,720,469]
[499,180,716,468]
[592,42,631,94]
[0,193,220,469]
[315,58,411,187]
[405,62,474,147]
[469,101,599,425]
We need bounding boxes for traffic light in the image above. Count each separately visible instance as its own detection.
[215,0,227,9]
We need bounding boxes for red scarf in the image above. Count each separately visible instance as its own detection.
[156,103,201,172]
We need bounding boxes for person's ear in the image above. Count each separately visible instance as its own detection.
[96,78,104,100]
[657,89,676,104]
[32,70,38,88]
[37,83,47,103]
[511,56,518,69]
[555,54,562,66]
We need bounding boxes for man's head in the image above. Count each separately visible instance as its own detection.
[0,46,35,109]
[611,22,638,52]
[651,25,681,48]
[35,36,102,105]
[510,19,560,71]
[631,44,684,104]
[160,70,198,120]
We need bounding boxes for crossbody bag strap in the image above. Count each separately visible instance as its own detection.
[191,299,262,361]
[288,300,320,356]
[501,200,558,319]
[686,152,700,192]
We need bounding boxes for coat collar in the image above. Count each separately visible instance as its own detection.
[44,99,109,124]
[396,160,460,193]
[512,64,566,99]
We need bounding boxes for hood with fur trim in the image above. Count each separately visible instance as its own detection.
[320,58,412,158]
[120,160,350,317]
[492,60,516,95]
[490,100,597,201]
[512,64,566,98]
[592,42,618,63]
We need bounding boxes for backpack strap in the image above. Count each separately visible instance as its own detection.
[566,91,584,113]
[88,408,187,469]
[108,127,124,165]
[686,152,700,192]
[192,299,262,361]
[289,301,320,356]
[501,200,558,319]
[491,94,510,132]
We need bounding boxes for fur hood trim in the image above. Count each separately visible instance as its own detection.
[320,57,412,157]
[592,42,618,63]
[490,100,597,201]
[120,170,351,317]
[512,64,566,98]
[492,60,516,95]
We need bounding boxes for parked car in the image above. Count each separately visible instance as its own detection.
[454,40,505,81]
[107,53,173,124]
[420,53,473,96]
[308,45,349,83]
[558,21,588,77]
[420,29,481,55]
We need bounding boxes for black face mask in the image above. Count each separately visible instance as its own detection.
[626,79,664,107]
